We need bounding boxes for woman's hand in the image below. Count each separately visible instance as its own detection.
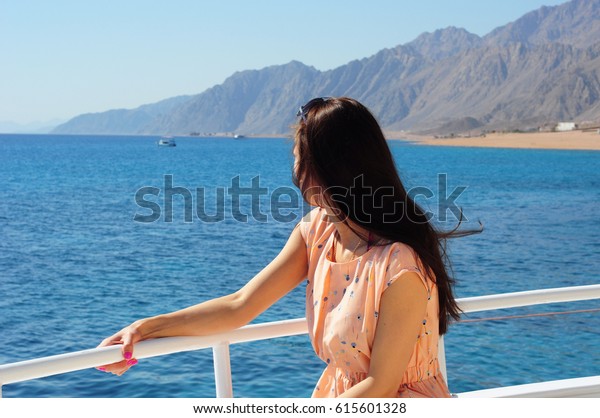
[96,321,144,376]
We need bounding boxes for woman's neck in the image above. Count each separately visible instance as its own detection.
[327,210,372,261]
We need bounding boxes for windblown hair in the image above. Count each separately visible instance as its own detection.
[293,97,481,335]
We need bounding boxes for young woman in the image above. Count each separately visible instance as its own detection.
[98,97,478,397]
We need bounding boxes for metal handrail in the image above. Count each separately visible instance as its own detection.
[1,284,599,398]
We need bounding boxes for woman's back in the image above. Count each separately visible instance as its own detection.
[301,207,450,397]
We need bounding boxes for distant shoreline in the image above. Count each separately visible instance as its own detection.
[3,130,599,151]
[386,130,600,151]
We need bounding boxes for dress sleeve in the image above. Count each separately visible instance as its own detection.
[385,244,432,294]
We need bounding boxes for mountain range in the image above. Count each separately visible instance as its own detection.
[53,0,600,136]
[0,119,66,134]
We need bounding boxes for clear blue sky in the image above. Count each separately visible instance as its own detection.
[0,0,567,124]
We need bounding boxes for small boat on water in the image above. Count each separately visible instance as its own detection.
[158,136,176,147]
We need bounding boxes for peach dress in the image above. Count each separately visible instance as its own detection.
[300,208,450,398]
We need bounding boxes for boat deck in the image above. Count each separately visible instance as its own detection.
[1,284,599,398]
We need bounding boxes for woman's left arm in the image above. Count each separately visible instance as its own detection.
[338,272,429,398]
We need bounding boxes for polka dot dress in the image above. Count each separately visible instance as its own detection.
[301,208,451,398]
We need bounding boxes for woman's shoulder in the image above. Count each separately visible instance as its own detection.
[300,206,325,225]
[386,241,420,259]
[298,207,333,245]
[378,241,434,290]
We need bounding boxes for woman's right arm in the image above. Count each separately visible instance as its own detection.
[98,223,308,375]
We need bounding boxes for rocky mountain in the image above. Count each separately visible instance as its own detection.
[406,27,483,61]
[53,0,600,136]
[484,0,600,48]
[54,95,192,135]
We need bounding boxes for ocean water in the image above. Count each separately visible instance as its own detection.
[0,134,599,397]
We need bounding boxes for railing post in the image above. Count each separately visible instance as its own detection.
[438,336,447,384]
[212,343,233,398]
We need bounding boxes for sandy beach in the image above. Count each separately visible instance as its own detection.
[388,129,600,151]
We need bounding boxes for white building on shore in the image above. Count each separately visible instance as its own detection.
[555,122,577,131]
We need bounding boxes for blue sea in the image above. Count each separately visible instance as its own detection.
[0,134,599,398]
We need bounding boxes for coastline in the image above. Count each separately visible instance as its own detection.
[386,130,600,151]
[3,130,599,151]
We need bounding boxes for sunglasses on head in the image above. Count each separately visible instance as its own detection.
[296,97,333,122]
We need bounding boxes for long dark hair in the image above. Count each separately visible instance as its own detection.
[293,97,482,335]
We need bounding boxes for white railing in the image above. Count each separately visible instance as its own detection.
[1,284,599,398]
